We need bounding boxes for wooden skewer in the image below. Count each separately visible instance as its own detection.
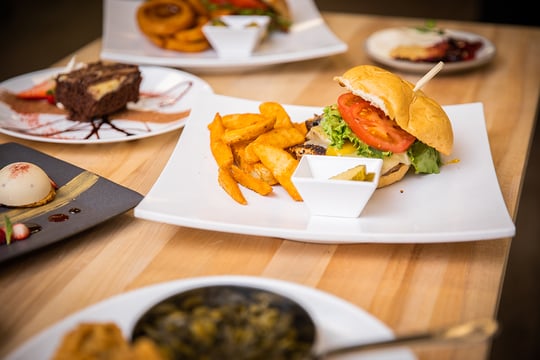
[413,61,444,91]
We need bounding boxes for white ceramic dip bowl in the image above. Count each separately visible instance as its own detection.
[202,15,270,58]
[291,155,383,218]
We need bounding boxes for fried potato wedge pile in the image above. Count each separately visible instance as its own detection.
[51,322,164,360]
[136,0,211,53]
[208,102,307,205]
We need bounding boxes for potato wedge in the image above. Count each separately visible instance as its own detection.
[259,101,293,129]
[218,166,247,205]
[222,115,275,144]
[208,113,233,168]
[293,121,308,138]
[208,112,225,140]
[221,113,268,129]
[241,161,279,186]
[243,127,306,164]
[230,164,273,196]
[252,143,302,201]
[210,140,234,168]
[230,141,249,167]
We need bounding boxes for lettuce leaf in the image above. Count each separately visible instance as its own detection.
[407,141,442,174]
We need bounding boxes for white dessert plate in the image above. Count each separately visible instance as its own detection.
[134,94,515,244]
[365,27,496,73]
[101,0,347,73]
[0,65,213,144]
[5,275,415,360]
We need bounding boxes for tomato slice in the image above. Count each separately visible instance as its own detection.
[233,0,268,8]
[16,78,56,104]
[337,92,415,153]
[336,92,364,124]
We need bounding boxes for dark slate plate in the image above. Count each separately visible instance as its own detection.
[0,142,144,263]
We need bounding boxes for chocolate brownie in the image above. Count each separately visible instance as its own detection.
[55,61,142,121]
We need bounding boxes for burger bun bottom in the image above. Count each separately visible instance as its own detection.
[377,163,410,188]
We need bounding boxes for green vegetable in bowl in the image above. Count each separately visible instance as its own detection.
[131,285,316,359]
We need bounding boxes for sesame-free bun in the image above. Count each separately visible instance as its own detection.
[376,163,410,188]
[334,65,454,156]
[408,93,453,155]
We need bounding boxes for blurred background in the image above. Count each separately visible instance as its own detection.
[0,1,538,359]
[0,0,537,81]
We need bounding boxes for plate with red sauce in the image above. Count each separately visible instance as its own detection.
[0,142,144,263]
[0,65,213,144]
[364,27,496,73]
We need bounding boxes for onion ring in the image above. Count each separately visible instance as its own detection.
[137,0,211,53]
[173,16,208,42]
[184,0,208,16]
[174,27,206,43]
[146,33,167,48]
[164,37,210,52]
[136,0,195,36]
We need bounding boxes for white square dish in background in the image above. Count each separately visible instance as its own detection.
[101,0,347,73]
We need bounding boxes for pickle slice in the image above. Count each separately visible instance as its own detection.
[330,164,375,182]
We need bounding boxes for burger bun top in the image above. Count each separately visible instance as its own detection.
[334,65,453,156]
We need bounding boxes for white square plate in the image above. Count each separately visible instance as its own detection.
[134,94,515,244]
[101,0,347,73]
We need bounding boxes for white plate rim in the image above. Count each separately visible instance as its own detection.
[5,275,415,360]
[364,27,496,74]
[0,65,213,144]
[134,94,515,244]
[100,0,348,73]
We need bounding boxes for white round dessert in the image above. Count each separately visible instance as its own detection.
[0,162,56,207]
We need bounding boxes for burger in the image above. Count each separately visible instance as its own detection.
[201,0,292,32]
[300,65,454,188]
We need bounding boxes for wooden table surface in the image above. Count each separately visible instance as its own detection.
[1,12,539,360]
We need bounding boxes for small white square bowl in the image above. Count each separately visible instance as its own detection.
[291,156,383,218]
[202,15,270,58]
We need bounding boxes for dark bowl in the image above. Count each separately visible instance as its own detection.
[130,284,317,360]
